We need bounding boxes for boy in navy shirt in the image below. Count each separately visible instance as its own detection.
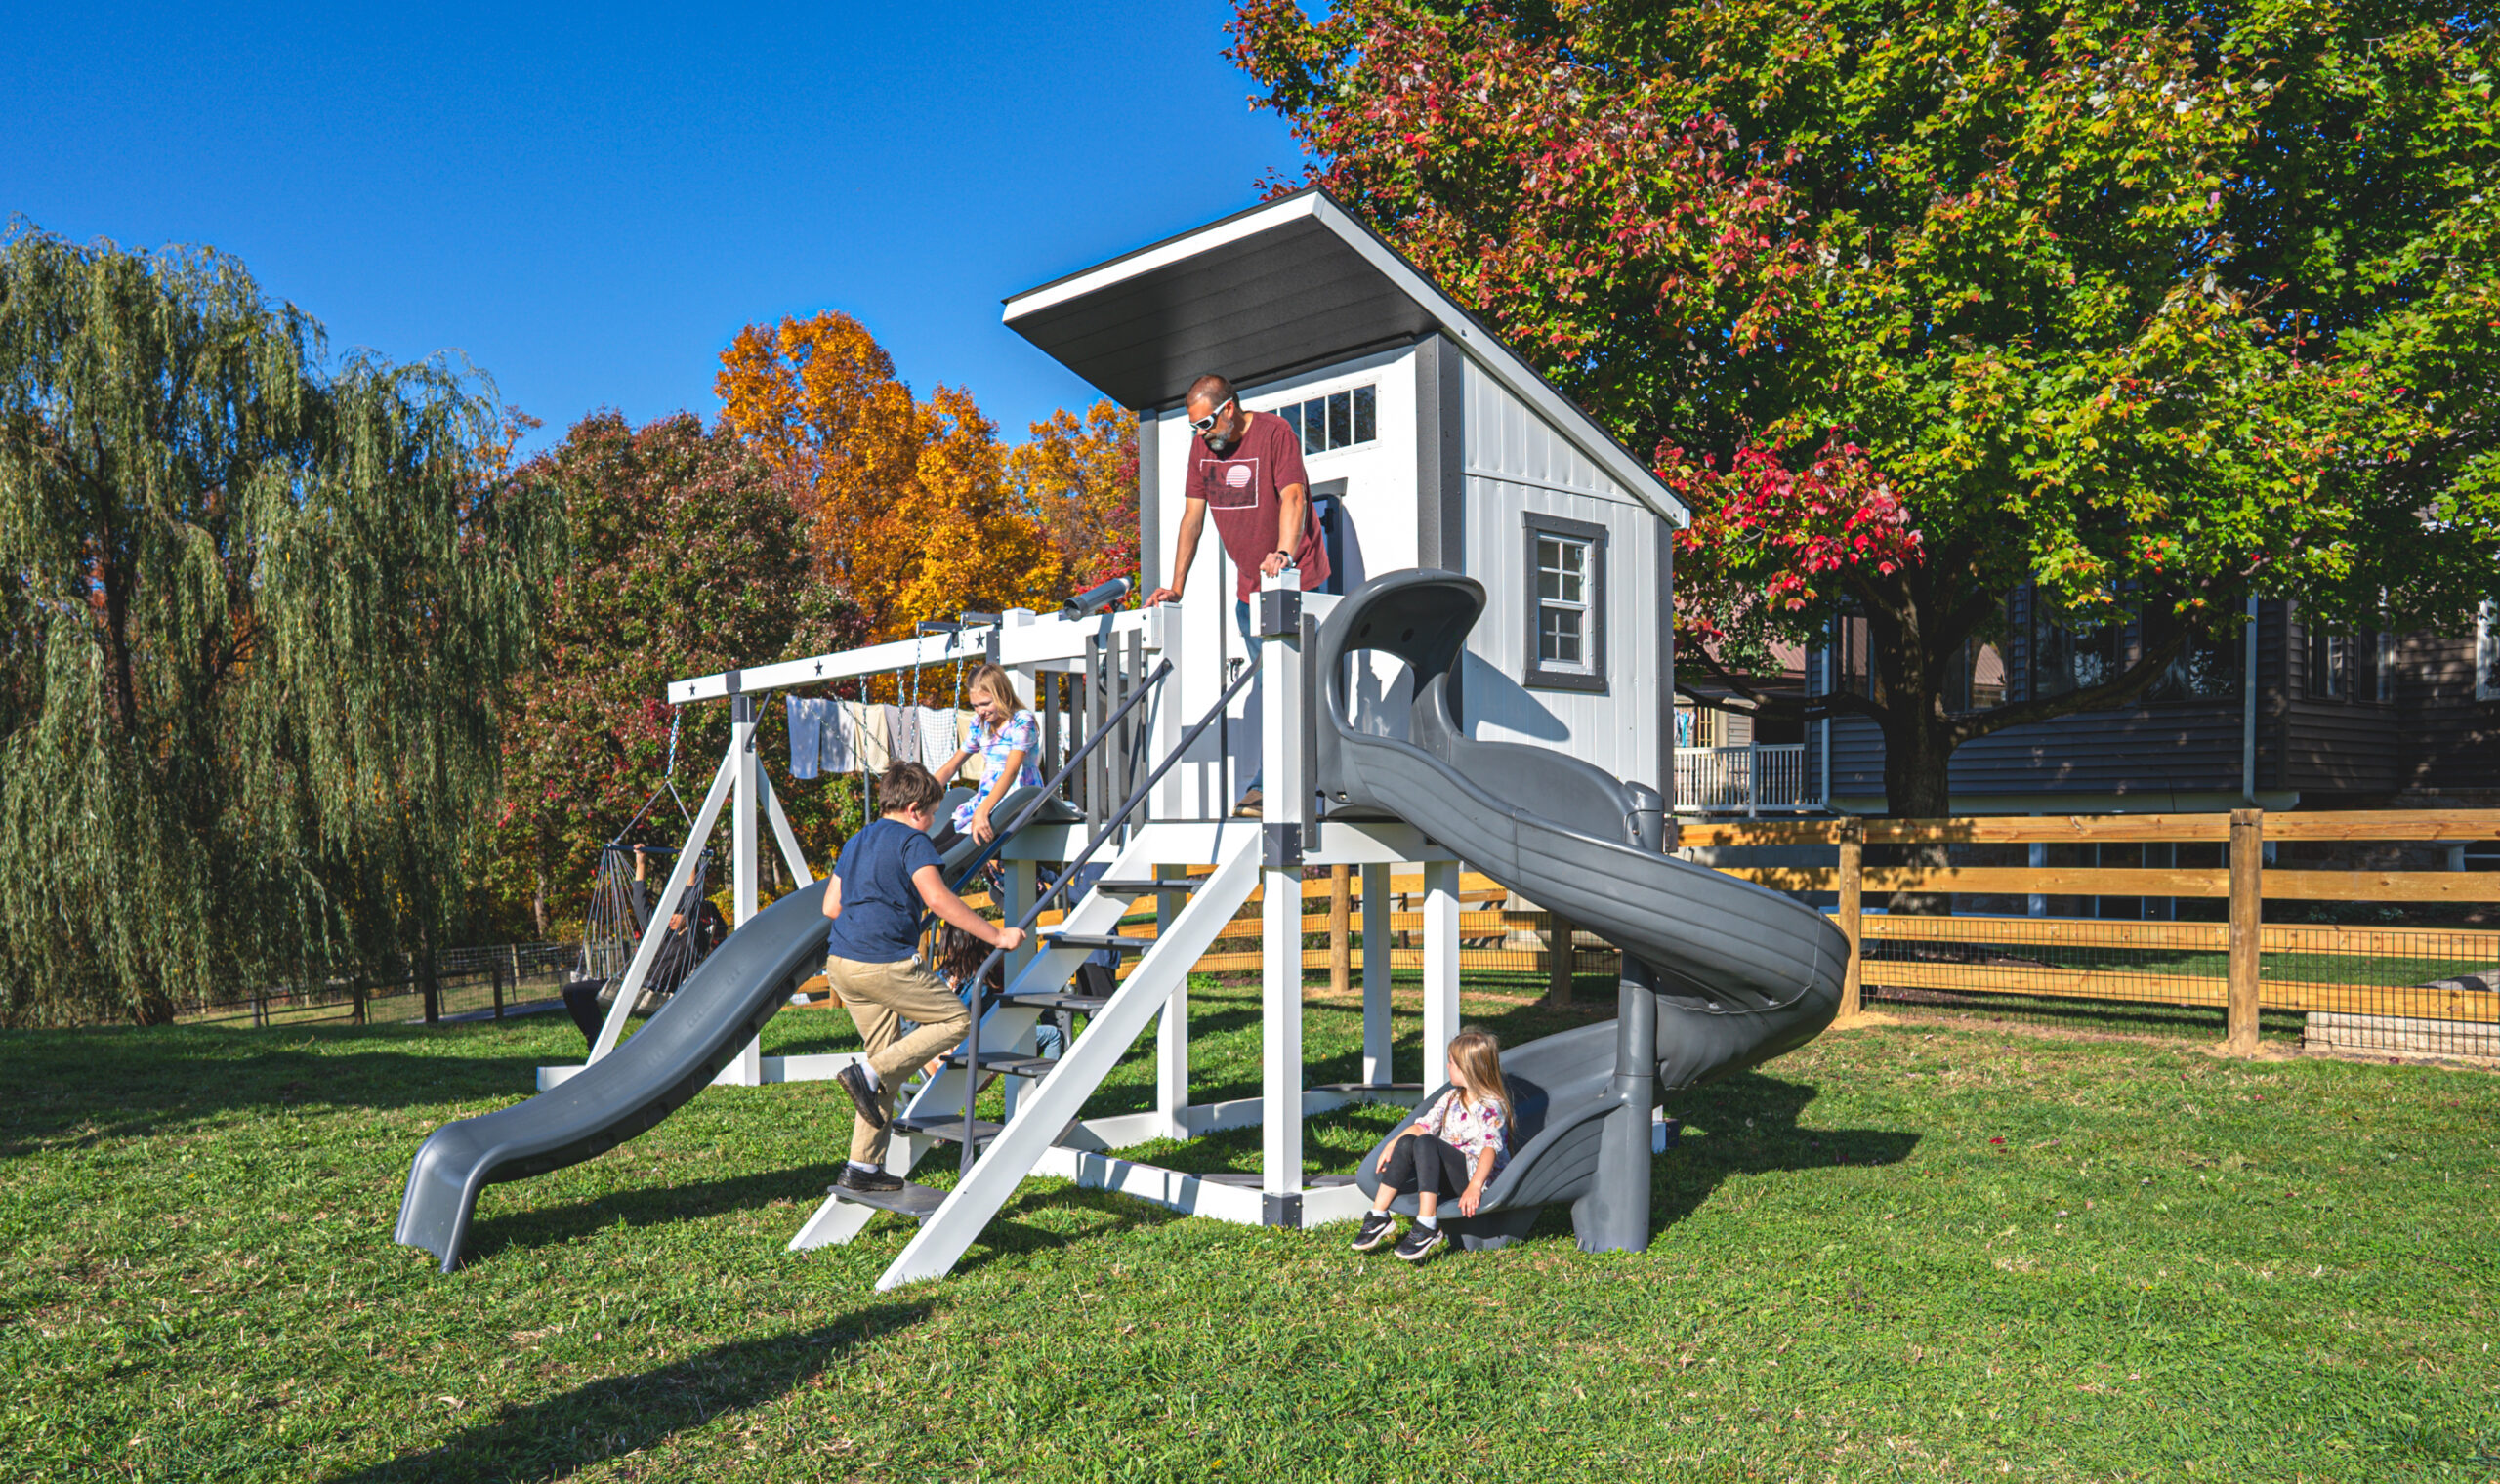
[824,762,1025,1193]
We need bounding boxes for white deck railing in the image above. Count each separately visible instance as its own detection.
[1675,743,1821,815]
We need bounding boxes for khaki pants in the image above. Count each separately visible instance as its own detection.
[826,953,972,1166]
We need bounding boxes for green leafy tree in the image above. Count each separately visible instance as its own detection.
[1233,0,2500,818]
[0,228,559,1024]
[479,411,866,943]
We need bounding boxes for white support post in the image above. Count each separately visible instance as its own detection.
[1421,858,1460,1085]
[1155,863,1189,1140]
[1258,572,1305,1217]
[590,741,740,1062]
[1360,862,1393,1086]
[757,770,814,884]
[726,694,764,1087]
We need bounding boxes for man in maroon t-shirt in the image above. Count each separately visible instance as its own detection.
[1145,373,1332,815]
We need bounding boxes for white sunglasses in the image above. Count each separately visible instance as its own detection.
[1188,397,1236,434]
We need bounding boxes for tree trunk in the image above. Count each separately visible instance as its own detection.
[1875,698,1959,917]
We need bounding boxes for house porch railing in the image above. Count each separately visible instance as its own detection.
[1675,743,1821,815]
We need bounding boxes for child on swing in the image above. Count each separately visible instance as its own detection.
[932,663,1041,852]
[1353,1028,1513,1262]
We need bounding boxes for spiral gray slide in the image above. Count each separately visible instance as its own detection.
[1316,570,1849,1252]
[395,788,1072,1273]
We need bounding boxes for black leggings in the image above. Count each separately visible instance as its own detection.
[1381,1134,1471,1201]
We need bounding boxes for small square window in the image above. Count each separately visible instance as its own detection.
[1540,606,1584,666]
[1522,515,1607,693]
[1261,384,1378,456]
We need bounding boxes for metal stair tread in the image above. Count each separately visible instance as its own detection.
[1043,932,1150,953]
[1310,1081,1427,1094]
[1089,877,1203,894]
[891,1115,1007,1146]
[826,1179,948,1219]
[1002,991,1110,1013]
[939,1050,1060,1078]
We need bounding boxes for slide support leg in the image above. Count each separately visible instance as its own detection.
[1573,963,1659,1253]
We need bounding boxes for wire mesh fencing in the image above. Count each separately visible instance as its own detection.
[171,942,582,1029]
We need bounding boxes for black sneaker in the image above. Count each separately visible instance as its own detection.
[1351,1212,1397,1252]
[837,1063,888,1131]
[1394,1222,1448,1262]
[835,1165,905,1194]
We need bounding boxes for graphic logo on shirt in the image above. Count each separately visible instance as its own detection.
[1200,455,1261,510]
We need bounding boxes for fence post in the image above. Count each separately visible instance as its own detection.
[1546,913,1576,1007]
[1329,864,1353,995]
[1837,818,1864,1019]
[492,961,505,1021]
[352,972,366,1027]
[2225,806,2264,1054]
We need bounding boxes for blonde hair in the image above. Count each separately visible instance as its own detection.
[965,662,1025,715]
[1446,1028,1511,1122]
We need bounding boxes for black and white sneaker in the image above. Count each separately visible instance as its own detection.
[837,1063,888,1130]
[1394,1222,1448,1262]
[1351,1212,1397,1252]
[835,1165,905,1194]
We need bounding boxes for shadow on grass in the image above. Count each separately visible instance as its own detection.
[0,1025,554,1158]
[321,1302,930,1483]
[1654,1071,1921,1228]
[462,1162,852,1263]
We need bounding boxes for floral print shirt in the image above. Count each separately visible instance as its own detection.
[954,710,1042,828]
[1414,1089,1510,1177]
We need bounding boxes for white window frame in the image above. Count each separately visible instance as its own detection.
[1522,513,1607,694]
[1263,382,1378,459]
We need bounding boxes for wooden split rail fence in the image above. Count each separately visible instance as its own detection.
[929,810,2500,1057]
[1682,809,2500,1057]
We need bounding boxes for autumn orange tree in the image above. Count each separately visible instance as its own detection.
[1010,400,1141,598]
[716,312,1070,639]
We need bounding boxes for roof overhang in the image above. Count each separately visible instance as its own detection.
[1003,189,1688,528]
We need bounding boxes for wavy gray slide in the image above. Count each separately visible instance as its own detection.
[395,788,1070,1274]
[1314,569,1849,1252]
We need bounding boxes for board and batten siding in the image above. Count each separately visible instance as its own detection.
[1456,357,1669,800]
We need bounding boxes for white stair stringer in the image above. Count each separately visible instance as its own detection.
[871,832,1264,1290]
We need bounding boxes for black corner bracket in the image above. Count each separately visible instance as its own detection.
[1263,823,1304,869]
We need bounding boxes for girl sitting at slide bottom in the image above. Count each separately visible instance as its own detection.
[1353,1028,1512,1262]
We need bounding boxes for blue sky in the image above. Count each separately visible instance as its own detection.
[2,3,1306,453]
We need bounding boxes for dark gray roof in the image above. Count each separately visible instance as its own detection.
[1002,189,1688,525]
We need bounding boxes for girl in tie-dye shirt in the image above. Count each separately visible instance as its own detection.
[934,663,1042,850]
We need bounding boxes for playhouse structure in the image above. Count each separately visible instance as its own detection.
[396,192,1846,1288]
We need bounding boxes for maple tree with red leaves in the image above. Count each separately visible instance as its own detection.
[477,411,866,940]
[1233,0,2500,822]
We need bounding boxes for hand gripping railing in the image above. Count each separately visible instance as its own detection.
[948,657,1261,1171]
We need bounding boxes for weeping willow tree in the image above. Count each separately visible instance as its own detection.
[0,227,559,1025]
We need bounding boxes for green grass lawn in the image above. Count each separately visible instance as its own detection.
[5,983,2498,1482]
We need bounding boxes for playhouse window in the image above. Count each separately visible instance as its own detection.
[1522,514,1607,693]
[1275,384,1376,455]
